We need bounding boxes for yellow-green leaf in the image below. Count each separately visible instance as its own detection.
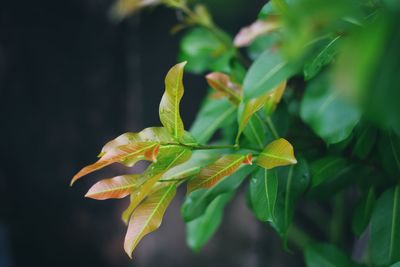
[187,154,252,193]
[124,184,176,258]
[85,174,141,200]
[159,62,186,140]
[205,72,242,105]
[236,81,286,143]
[71,142,160,185]
[256,138,297,169]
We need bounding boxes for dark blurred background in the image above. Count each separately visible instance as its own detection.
[0,0,304,266]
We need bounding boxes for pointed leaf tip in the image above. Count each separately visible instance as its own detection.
[256,138,297,169]
[243,154,253,165]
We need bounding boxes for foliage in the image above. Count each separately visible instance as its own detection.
[72,0,400,265]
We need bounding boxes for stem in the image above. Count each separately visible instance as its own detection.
[287,224,312,250]
[330,192,345,245]
[265,116,279,139]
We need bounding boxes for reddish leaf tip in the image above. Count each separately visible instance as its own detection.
[243,154,253,165]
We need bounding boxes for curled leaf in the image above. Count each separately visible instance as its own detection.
[71,142,160,185]
[206,72,242,105]
[110,0,160,20]
[85,174,141,200]
[256,138,297,169]
[187,154,252,193]
[124,184,176,258]
[159,62,186,140]
[234,17,280,47]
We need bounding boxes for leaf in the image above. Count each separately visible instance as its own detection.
[71,142,160,185]
[205,72,242,105]
[273,158,310,238]
[85,174,141,200]
[242,114,268,150]
[300,72,361,144]
[304,242,359,267]
[352,187,375,236]
[237,81,286,143]
[378,131,400,178]
[309,156,348,188]
[187,154,252,193]
[186,192,233,252]
[178,27,234,74]
[182,165,255,222]
[390,263,400,267]
[190,97,236,144]
[124,184,176,258]
[304,36,341,80]
[110,0,160,20]
[263,80,287,116]
[234,18,280,47]
[352,122,378,160]
[249,168,278,222]
[159,62,186,140]
[256,138,297,169]
[121,145,191,224]
[370,186,400,266]
[243,49,296,100]
[100,127,196,158]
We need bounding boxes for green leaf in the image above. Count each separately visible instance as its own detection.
[309,156,348,188]
[243,49,297,100]
[304,36,341,80]
[378,131,400,178]
[249,168,278,222]
[179,27,234,74]
[187,154,252,193]
[256,138,297,170]
[186,192,233,252]
[190,97,236,144]
[371,186,400,266]
[242,113,268,150]
[273,157,310,238]
[352,122,378,160]
[390,262,400,267]
[352,187,375,236]
[182,165,255,222]
[258,2,277,20]
[300,72,361,144]
[304,242,359,267]
[159,62,186,140]
[124,184,176,258]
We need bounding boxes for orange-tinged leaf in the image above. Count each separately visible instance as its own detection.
[110,0,160,20]
[159,62,186,140]
[124,184,176,258]
[85,174,141,200]
[205,72,242,105]
[236,81,286,143]
[264,80,286,116]
[71,142,159,185]
[256,138,297,169]
[187,154,252,193]
[234,17,280,47]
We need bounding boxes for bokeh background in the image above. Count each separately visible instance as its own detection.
[0,0,304,266]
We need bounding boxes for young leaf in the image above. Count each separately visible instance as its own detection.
[159,62,186,140]
[85,174,141,200]
[304,242,359,267]
[121,174,162,225]
[300,72,361,144]
[256,138,297,169]
[186,192,234,252]
[243,49,296,100]
[187,154,252,193]
[237,81,286,142]
[182,165,255,222]
[124,184,176,258]
[110,0,160,20]
[352,187,375,236]
[71,142,160,185]
[371,186,400,266]
[234,17,280,47]
[205,72,242,105]
[190,97,236,144]
[249,168,278,222]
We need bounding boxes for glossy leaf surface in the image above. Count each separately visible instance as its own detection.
[159,62,186,140]
[256,138,297,169]
[304,242,359,267]
[206,72,242,105]
[124,184,176,258]
[85,174,141,200]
